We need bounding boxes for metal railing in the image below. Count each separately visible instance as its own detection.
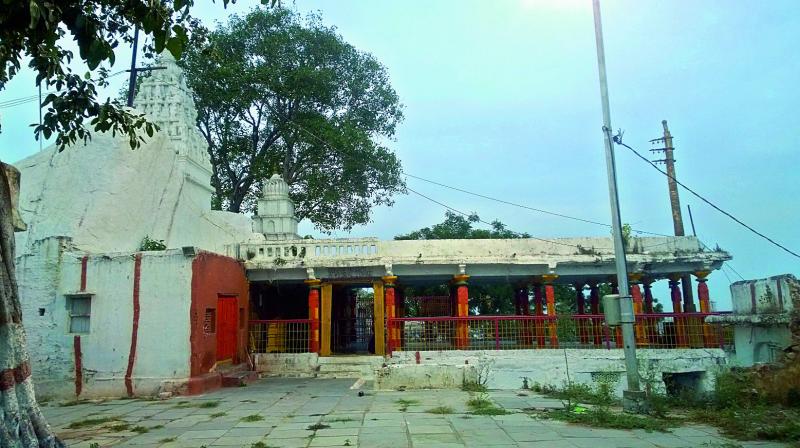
[248,314,734,354]
[386,313,733,353]
[249,319,310,354]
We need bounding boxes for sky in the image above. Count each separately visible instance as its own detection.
[2,0,799,310]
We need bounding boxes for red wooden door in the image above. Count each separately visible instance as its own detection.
[216,295,238,362]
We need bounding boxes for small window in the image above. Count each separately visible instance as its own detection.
[68,295,92,334]
[204,308,216,334]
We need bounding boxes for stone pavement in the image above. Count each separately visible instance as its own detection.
[42,378,787,448]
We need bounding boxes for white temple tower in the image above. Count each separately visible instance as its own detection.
[253,174,300,240]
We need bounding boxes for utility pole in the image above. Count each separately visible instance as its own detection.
[592,0,644,412]
[649,121,695,311]
[126,26,165,108]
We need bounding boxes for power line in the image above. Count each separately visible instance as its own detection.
[405,186,580,248]
[613,131,800,260]
[278,110,673,238]
[403,172,672,237]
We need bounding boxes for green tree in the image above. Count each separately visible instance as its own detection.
[179,8,405,230]
[0,2,274,446]
[395,212,528,240]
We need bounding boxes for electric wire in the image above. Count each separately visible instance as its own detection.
[276,111,678,240]
[405,186,580,248]
[612,129,800,260]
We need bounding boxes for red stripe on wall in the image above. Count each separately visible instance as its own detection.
[80,255,88,291]
[125,253,142,396]
[74,335,83,397]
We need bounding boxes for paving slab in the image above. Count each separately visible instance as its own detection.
[41,377,792,448]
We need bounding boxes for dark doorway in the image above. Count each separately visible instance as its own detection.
[331,285,374,354]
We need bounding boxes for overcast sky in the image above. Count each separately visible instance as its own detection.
[2,1,798,310]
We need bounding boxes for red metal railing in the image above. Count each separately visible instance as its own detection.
[386,313,733,354]
[249,319,311,354]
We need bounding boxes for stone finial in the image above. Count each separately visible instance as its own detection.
[253,173,300,240]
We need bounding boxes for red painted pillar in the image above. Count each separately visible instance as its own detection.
[695,271,714,347]
[383,276,398,353]
[306,279,321,353]
[533,283,545,348]
[669,276,688,347]
[543,274,558,348]
[589,283,601,346]
[454,274,470,349]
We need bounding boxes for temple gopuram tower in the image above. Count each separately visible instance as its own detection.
[253,174,300,240]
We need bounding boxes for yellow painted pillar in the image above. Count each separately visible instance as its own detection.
[373,280,386,356]
[320,283,332,356]
[629,273,647,347]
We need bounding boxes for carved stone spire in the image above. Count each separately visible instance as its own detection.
[134,51,210,170]
[253,174,300,240]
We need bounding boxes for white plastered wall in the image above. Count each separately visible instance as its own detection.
[23,248,193,399]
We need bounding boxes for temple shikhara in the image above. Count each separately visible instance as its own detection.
[14,53,760,400]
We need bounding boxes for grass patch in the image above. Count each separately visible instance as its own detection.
[396,398,419,412]
[426,406,454,415]
[544,407,673,432]
[466,394,508,416]
[462,381,488,393]
[251,442,279,448]
[159,437,177,443]
[173,400,220,409]
[131,426,149,434]
[689,406,800,442]
[307,423,331,431]
[108,423,131,432]
[241,414,265,422]
[66,417,119,429]
[210,412,227,418]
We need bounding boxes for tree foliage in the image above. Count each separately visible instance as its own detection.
[395,211,528,240]
[180,7,405,230]
[0,2,267,446]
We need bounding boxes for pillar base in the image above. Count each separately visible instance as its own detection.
[622,389,648,414]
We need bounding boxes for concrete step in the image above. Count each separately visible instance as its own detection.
[221,370,258,388]
[316,356,383,379]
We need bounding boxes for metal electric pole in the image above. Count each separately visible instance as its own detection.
[649,121,695,311]
[591,0,644,411]
[126,26,165,108]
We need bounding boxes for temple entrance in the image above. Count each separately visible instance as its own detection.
[216,295,239,362]
[330,285,375,354]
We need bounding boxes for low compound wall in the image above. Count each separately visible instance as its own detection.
[378,349,729,395]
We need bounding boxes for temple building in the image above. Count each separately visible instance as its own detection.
[14,53,736,399]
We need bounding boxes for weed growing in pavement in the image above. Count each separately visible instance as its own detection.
[241,414,265,422]
[307,423,331,431]
[466,393,508,416]
[67,416,120,429]
[461,381,487,393]
[108,423,131,432]
[210,412,227,418]
[159,438,177,443]
[426,406,455,414]
[396,398,419,412]
[131,426,149,434]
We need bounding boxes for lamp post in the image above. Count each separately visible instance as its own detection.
[591,0,645,412]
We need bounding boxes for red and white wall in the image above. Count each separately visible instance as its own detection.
[18,240,248,399]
